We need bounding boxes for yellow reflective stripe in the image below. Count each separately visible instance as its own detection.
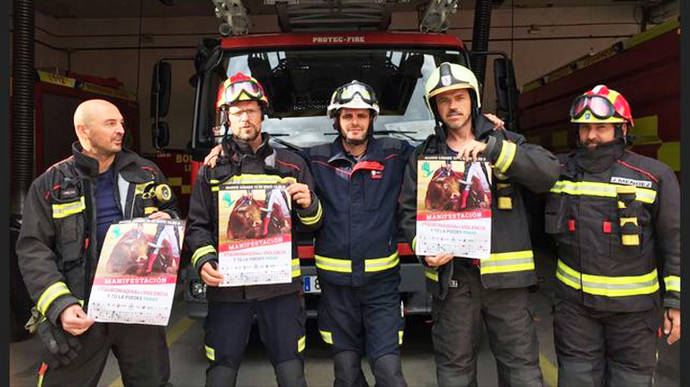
[557,260,660,297]
[665,276,681,292]
[298,200,322,226]
[480,250,535,275]
[37,282,71,315]
[425,267,439,282]
[494,140,517,173]
[205,345,215,361]
[398,330,404,345]
[211,186,219,192]
[320,330,333,344]
[224,174,297,185]
[192,245,217,266]
[51,197,86,219]
[292,259,301,278]
[411,236,417,253]
[298,335,306,352]
[364,252,399,272]
[314,255,352,273]
[550,181,656,204]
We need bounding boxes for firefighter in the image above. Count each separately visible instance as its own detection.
[398,63,559,387]
[301,80,413,387]
[16,99,179,386]
[185,72,323,387]
[546,85,681,387]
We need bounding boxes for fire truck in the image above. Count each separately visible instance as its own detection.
[519,15,680,174]
[150,0,519,318]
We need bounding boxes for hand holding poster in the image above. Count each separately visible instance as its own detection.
[416,156,493,259]
[87,218,185,326]
[218,181,294,287]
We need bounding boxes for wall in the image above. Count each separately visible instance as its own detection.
[29,4,671,153]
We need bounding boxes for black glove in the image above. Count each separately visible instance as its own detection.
[37,318,82,368]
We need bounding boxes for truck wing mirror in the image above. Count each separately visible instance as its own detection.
[151,61,171,119]
[493,57,519,132]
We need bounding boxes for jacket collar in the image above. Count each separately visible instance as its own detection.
[71,141,137,177]
[327,137,384,164]
[222,133,273,160]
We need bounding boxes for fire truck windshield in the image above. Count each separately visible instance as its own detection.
[196,47,466,149]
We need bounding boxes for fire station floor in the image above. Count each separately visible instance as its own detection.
[10,250,680,387]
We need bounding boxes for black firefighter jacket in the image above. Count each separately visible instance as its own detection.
[16,143,179,325]
[546,141,680,312]
[398,115,560,299]
[185,134,323,302]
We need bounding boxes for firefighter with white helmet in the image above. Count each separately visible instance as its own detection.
[303,80,413,386]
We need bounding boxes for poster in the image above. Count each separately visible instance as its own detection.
[217,182,293,287]
[87,218,185,326]
[415,156,492,259]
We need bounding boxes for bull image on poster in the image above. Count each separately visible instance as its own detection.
[87,218,185,326]
[218,181,294,287]
[416,156,493,259]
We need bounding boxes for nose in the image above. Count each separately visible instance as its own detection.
[115,122,125,135]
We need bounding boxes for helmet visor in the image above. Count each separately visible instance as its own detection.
[570,95,616,120]
[223,80,263,105]
[335,83,377,105]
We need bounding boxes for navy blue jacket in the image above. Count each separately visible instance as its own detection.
[303,137,414,287]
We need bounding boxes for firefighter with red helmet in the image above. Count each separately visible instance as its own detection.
[398,62,559,386]
[185,72,323,387]
[546,85,681,386]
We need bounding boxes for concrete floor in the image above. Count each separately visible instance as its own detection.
[10,253,680,387]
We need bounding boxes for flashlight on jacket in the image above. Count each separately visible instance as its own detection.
[142,183,173,215]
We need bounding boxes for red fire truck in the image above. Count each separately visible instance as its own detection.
[519,16,680,175]
[151,4,519,319]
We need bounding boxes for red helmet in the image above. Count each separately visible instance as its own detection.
[570,85,634,127]
[216,72,269,109]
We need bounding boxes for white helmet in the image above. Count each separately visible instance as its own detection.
[327,80,380,119]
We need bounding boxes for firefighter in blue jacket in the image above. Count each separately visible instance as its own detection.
[301,81,413,387]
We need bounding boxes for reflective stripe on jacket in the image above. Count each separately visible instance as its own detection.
[303,137,413,287]
[398,116,560,298]
[16,143,179,325]
[546,148,680,311]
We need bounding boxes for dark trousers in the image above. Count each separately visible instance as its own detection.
[431,264,543,387]
[37,323,170,387]
[204,292,306,371]
[317,276,404,361]
[554,298,661,387]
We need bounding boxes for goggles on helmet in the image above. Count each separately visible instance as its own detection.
[221,80,264,106]
[569,95,620,121]
[333,82,378,106]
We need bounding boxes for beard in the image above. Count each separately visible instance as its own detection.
[234,124,261,143]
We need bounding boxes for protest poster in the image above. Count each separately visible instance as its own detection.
[87,218,185,325]
[217,179,294,287]
[415,156,492,259]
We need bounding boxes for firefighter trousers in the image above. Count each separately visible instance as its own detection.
[554,298,661,387]
[203,292,306,386]
[318,276,406,386]
[431,264,543,387]
[37,322,170,387]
